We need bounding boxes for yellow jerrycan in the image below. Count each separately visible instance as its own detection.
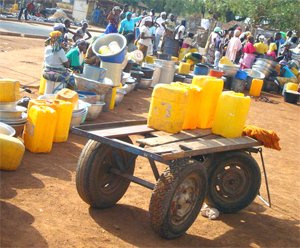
[24,105,57,153]
[55,88,79,109]
[27,99,73,143]
[212,91,251,138]
[192,77,224,129]
[0,134,25,171]
[249,79,263,97]
[178,62,191,74]
[171,82,202,130]
[285,82,298,92]
[147,84,188,133]
[0,78,20,102]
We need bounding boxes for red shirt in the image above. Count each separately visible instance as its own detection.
[243,42,256,54]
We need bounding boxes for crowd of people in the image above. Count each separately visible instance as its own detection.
[40,3,299,93]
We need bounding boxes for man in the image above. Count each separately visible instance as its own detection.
[119,12,142,35]
[18,0,28,21]
[120,4,129,20]
[274,32,282,57]
[154,12,167,54]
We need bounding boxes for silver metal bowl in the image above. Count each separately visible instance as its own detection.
[86,101,105,120]
[139,78,153,89]
[0,122,16,136]
[0,102,17,110]
[218,64,240,77]
[0,106,27,120]
[115,89,126,105]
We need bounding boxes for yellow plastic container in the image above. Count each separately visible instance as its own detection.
[147,84,188,133]
[145,55,154,64]
[285,82,298,92]
[219,56,234,65]
[192,77,224,128]
[171,82,202,130]
[212,91,251,138]
[0,78,20,102]
[55,88,78,109]
[192,75,214,86]
[171,56,179,62]
[249,79,264,97]
[0,134,25,171]
[27,99,73,143]
[178,62,191,75]
[24,105,57,153]
[39,76,47,95]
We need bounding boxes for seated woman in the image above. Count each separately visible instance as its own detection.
[42,31,76,91]
[66,39,88,73]
[85,39,101,67]
[266,43,277,60]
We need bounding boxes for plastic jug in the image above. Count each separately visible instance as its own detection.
[28,99,73,143]
[24,105,57,153]
[0,78,20,102]
[249,79,264,97]
[148,84,188,133]
[192,75,214,85]
[0,134,25,171]
[192,77,224,128]
[178,62,191,75]
[212,91,250,138]
[171,82,202,130]
[55,88,79,109]
[285,82,298,92]
[39,76,47,95]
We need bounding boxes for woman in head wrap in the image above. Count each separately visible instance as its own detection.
[225,29,242,62]
[266,43,277,60]
[42,31,76,91]
[119,11,142,35]
[205,26,222,65]
[73,21,92,42]
[137,16,154,58]
[66,39,88,73]
[105,6,122,34]
[240,35,257,69]
[254,35,268,56]
[154,12,167,54]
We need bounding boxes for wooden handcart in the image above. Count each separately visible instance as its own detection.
[72,120,271,239]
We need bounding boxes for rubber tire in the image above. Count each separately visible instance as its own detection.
[76,137,136,208]
[149,160,207,239]
[206,151,261,213]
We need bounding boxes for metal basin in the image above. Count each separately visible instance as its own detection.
[115,89,126,106]
[0,122,16,136]
[0,106,27,120]
[218,64,240,77]
[139,78,153,89]
[86,101,105,120]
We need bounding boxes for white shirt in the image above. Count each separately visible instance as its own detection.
[138,25,152,46]
[175,25,185,40]
[44,46,68,69]
[155,17,165,36]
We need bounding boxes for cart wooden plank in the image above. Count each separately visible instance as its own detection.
[137,129,212,147]
[145,136,261,160]
[88,124,154,138]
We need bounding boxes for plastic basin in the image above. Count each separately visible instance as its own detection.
[82,64,107,82]
[92,34,127,63]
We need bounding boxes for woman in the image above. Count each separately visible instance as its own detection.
[73,21,92,42]
[105,6,122,34]
[225,29,242,62]
[240,35,256,69]
[137,16,153,58]
[266,43,277,60]
[42,31,76,91]
[205,27,222,65]
[66,39,88,73]
[175,19,186,47]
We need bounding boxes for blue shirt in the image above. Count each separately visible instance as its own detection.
[119,17,142,34]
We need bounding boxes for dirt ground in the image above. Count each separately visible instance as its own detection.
[1,36,300,248]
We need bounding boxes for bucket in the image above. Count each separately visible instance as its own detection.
[163,37,179,56]
[284,90,299,104]
[235,70,248,80]
[101,61,123,86]
[194,63,209,75]
[83,64,107,82]
[92,34,127,63]
[231,78,246,92]
[209,69,223,78]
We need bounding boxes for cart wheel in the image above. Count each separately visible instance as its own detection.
[149,159,207,239]
[206,151,261,213]
[76,136,136,208]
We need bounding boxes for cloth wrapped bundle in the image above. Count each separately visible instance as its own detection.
[243,125,281,150]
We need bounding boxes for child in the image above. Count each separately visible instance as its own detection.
[182,32,195,49]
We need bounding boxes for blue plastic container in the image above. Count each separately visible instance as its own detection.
[235,70,248,80]
[92,34,127,63]
[194,63,209,75]
[82,64,107,82]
